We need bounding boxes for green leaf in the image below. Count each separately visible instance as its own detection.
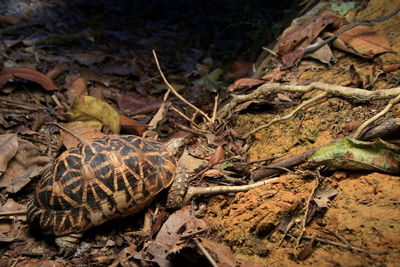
[309,138,400,173]
[330,2,356,16]
[220,161,233,170]
[193,68,222,92]
[66,95,120,134]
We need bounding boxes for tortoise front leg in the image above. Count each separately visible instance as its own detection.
[166,164,189,209]
[55,232,83,257]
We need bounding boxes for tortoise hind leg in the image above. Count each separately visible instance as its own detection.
[55,232,83,257]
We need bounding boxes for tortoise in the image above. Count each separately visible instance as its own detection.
[27,135,186,255]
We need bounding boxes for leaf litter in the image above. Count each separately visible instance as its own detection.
[0,0,399,266]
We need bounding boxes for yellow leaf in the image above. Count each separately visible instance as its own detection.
[66,95,120,134]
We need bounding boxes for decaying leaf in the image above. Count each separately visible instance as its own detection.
[155,206,208,249]
[116,92,163,115]
[208,146,225,168]
[305,37,333,64]
[0,139,50,193]
[59,121,106,149]
[0,134,18,175]
[313,188,338,208]
[65,75,87,98]
[330,2,356,16]
[333,25,392,58]
[119,115,147,135]
[276,15,344,55]
[0,67,59,91]
[66,95,121,134]
[228,78,265,91]
[197,237,237,267]
[310,138,400,173]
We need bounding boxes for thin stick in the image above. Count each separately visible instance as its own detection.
[47,122,86,143]
[262,46,278,57]
[295,176,319,249]
[170,106,202,129]
[152,50,213,123]
[211,94,219,124]
[175,123,208,137]
[353,93,400,139]
[182,177,281,205]
[194,238,218,267]
[0,210,27,217]
[243,92,327,139]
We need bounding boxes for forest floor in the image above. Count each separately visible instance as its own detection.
[0,0,399,266]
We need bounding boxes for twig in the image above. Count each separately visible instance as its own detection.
[295,175,320,249]
[194,238,218,267]
[182,177,281,205]
[152,50,213,124]
[304,6,400,54]
[243,91,327,139]
[170,106,202,130]
[289,233,385,254]
[211,94,219,124]
[47,122,85,144]
[262,47,278,57]
[353,93,400,139]
[0,210,27,217]
[175,123,208,137]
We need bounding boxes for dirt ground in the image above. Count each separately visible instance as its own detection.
[0,0,399,266]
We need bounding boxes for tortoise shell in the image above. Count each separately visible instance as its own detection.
[27,135,177,236]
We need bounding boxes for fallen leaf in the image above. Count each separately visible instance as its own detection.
[178,149,207,173]
[313,188,338,208]
[348,64,363,88]
[276,15,344,55]
[330,2,356,16]
[46,63,68,80]
[119,115,147,135]
[59,121,106,149]
[66,95,121,134]
[99,65,135,76]
[0,67,58,91]
[261,68,286,82]
[333,25,392,58]
[0,134,18,174]
[65,75,87,98]
[0,139,50,193]
[228,59,252,78]
[228,78,265,91]
[197,237,237,267]
[208,146,225,168]
[310,138,400,173]
[305,37,333,64]
[116,91,163,115]
[156,206,208,248]
[281,49,305,69]
[382,64,400,73]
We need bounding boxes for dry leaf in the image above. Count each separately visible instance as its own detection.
[305,37,333,64]
[0,134,18,174]
[46,63,68,80]
[0,139,50,193]
[333,25,392,58]
[208,146,225,168]
[228,78,265,91]
[65,75,87,98]
[228,59,252,78]
[66,95,121,134]
[0,67,58,91]
[198,237,237,267]
[119,115,147,135]
[59,121,105,149]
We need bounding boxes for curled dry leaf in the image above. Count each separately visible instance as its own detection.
[228,78,265,92]
[0,134,18,174]
[59,121,105,149]
[66,95,121,134]
[119,115,147,135]
[0,139,50,193]
[0,67,58,91]
[333,25,392,58]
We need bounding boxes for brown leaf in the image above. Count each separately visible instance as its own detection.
[0,134,18,174]
[228,60,252,78]
[0,139,51,193]
[348,64,363,88]
[65,75,87,98]
[228,78,265,91]
[116,92,163,115]
[208,145,225,168]
[178,149,207,173]
[59,121,106,149]
[201,169,224,179]
[305,37,333,64]
[276,15,345,55]
[156,206,208,248]
[382,64,400,73]
[0,67,58,91]
[119,115,147,135]
[281,49,305,69]
[261,68,286,82]
[46,63,68,80]
[198,237,237,267]
[99,65,135,76]
[334,25,392,58]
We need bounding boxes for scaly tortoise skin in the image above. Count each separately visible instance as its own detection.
[27,135,177,254]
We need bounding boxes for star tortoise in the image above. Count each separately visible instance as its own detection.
[27,135,183,255]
